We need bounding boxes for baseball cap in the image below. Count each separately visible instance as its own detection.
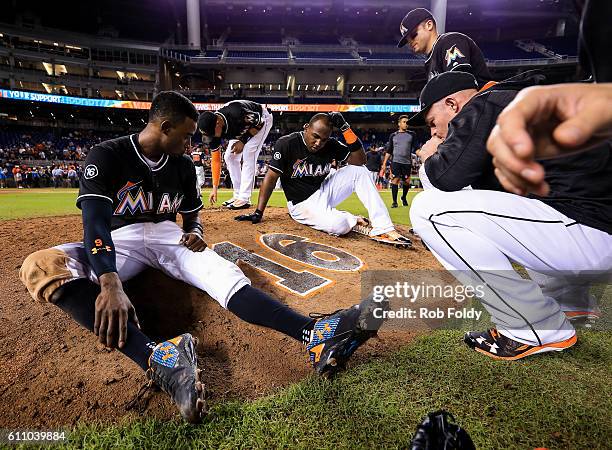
[409,72,479,125]
[197,111,217,136]
[397,8,434,48]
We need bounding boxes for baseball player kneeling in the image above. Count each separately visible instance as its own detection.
[19,93,388,424]
[235,112,411,248]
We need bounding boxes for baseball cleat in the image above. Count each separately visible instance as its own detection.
[306,295,390,377]
[227,200,252,210]
[351,217,372,236]
[464,328,577,361]
[222,198,236,207]
[147,333,206,423]
[371,230,412,248]
[401,198,409,207]
[391,202,399,208]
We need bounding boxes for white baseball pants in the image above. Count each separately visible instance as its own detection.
[410,189,612,345]
[288,164,395,237]
[54,221,250,308]
[224,109,273,203]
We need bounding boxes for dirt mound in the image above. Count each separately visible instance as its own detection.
[0,208,441,427]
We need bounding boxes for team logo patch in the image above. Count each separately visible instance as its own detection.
[273,152,281,160]
[84,164,98,179]
[151,340,180,368]
[445,45,465,67]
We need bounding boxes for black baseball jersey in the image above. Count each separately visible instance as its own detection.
[77,134,203,230]
[425,32,492,87]
[425,88,612,235]
[216,100,265,142]
[386,131,416,165]
[268,131,350,204]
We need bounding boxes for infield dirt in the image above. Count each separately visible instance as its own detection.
[0,208,442,427]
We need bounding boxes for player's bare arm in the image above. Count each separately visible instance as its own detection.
[180,211,207,251]
[380,152,391,178]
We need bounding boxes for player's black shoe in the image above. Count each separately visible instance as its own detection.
[401,198,409,207]
[464,328,577,361]
[147,333,206,423]
[391,202,399,208]
[306,296,389,377]
[221,198,235,207]
[227,200,252,210]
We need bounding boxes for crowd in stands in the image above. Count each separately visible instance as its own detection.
[0,124,425,189]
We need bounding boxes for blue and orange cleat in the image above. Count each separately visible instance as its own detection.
[147,333,206,423]
[306,295,389,377]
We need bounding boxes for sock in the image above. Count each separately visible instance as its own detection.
[227,285,314,344]
[402,183,410,200]
[51,278,156,371]
[391,184,398,203]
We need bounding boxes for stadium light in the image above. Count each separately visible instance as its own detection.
[382,86,388,92]
[359,86,364,92]
[391,86,397,91]
[375,86,380,92]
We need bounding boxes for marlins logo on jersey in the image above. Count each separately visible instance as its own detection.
[114,181,184,216]
[445,45,465,67]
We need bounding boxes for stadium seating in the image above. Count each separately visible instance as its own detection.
[535,36,578,57]
[226,51,288,59]
[479,41,546,60]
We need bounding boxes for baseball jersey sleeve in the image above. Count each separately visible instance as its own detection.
[424,98,493,191]
[329,139,350,162]
[178,156,204,214]
[439,34,476,74]
[268,139,288,174]
[76,145,115,208]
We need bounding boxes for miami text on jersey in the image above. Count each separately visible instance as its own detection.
[114,181,184,216]
[291,159,333,178]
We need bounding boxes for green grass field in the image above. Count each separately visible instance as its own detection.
[1,188,610,449]
[0,188,416,225]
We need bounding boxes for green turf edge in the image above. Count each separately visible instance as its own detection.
[0,188,418,226]
[57,329,612,450]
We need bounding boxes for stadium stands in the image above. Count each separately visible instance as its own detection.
[535,36,578,57]
[479,41,547,60]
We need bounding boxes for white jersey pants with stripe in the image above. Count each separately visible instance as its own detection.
[410,189,612,346]
[288,164,395,237]
[55,221,250,309]
[224,109,273,203]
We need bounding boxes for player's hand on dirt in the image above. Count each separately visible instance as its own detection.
[180,232,207,252]
[417,136,443,162]
[208,186,218,205]
[487,83,612,197]
[231,141,245,154]
[234,209,263,224]
[95,272,140,349]
[328,111,350,131]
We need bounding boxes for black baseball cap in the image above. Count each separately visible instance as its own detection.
[409,72,479,125]
[397,8,434,48]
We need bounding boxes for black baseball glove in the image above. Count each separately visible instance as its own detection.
[328,111,350,132]
[410,410,475,450]
[234,209,263,224]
